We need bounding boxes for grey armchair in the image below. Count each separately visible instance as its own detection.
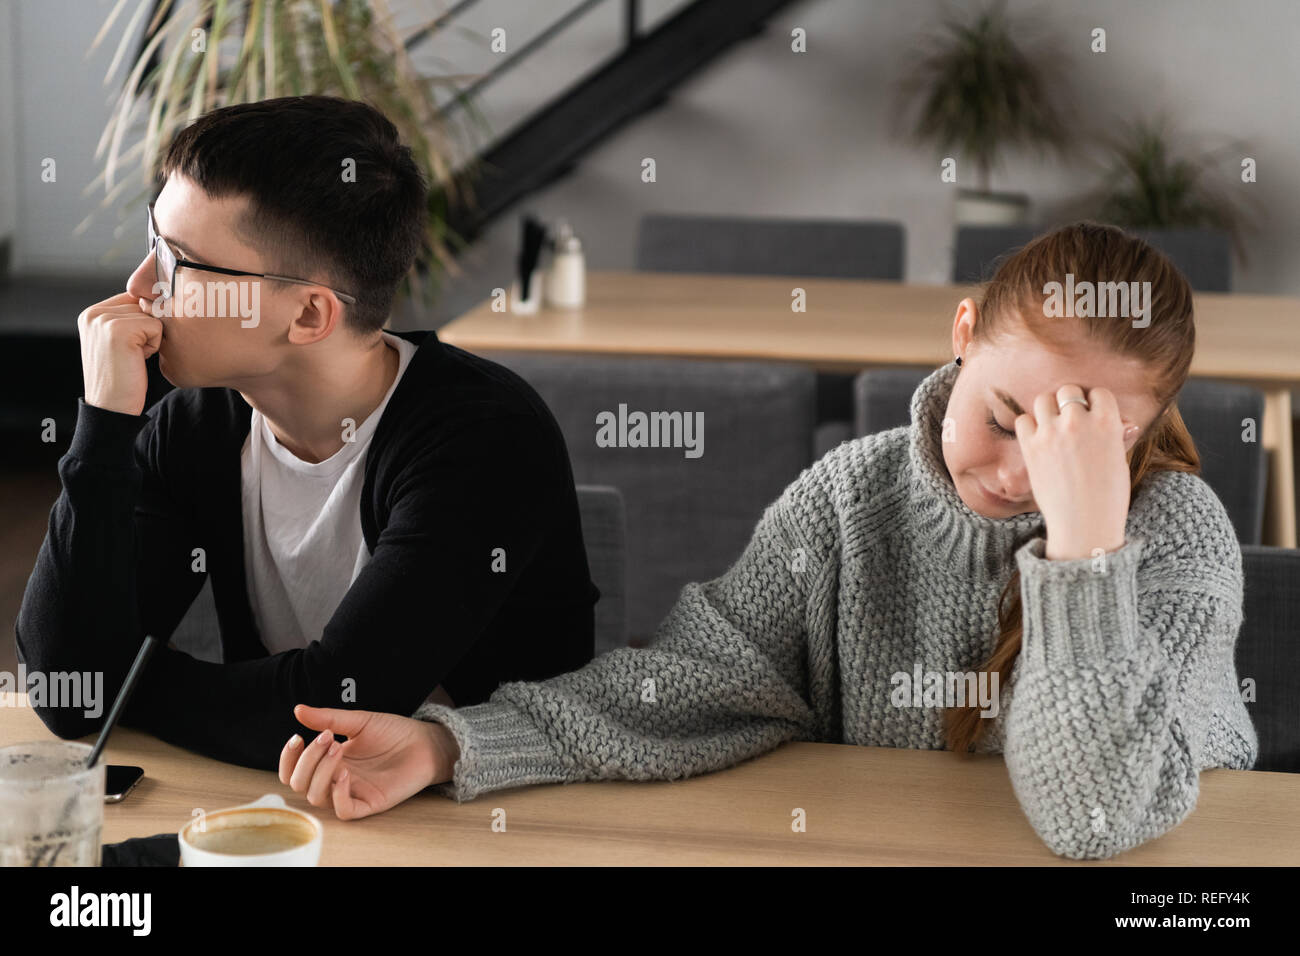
[1238,545,1300,772]
[575,484,629,655]
[953,225,1231,291]
[483,351,816,643]
[636,213,904,280]
[635,212,905,454]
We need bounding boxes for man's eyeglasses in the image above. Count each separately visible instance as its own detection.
[147,203,357,305]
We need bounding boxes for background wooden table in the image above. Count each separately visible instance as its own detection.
[440,271,1299,547]
[3,693,1297,865]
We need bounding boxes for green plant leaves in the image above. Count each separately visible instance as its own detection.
[86,0,483,311]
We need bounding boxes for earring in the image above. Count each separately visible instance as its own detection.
[954,356,962,367]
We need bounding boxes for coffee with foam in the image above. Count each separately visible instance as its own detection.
[184,809,316,856]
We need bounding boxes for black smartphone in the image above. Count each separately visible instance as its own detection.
[105,765,144,803]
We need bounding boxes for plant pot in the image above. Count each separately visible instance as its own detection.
[955,189,1031,226]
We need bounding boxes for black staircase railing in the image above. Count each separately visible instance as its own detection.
[431,0,798,241]
[130,0,799,244]
[408,0,614,120]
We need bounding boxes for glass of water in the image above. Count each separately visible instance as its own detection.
[0,741,104,867]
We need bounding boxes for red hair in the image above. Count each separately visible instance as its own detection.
[943,221,1201,754]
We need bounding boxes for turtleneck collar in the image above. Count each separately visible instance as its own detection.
[906,362,1046,580]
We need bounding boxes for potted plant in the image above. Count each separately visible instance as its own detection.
[1079,117,1251,268]
[82,0,490,313]
[894,0,1072,225]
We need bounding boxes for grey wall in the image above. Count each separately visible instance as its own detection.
[1,0,1296,307]
[1,0,157,277]
[417,0,1300,328]
[0,0,20,258]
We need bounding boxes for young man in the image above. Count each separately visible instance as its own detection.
[16,96,597,770]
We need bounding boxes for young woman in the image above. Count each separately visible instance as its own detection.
[278,222,1257,860]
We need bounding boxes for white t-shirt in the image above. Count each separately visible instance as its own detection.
[241,332,417,657]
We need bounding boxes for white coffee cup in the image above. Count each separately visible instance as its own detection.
[178,794,322,867]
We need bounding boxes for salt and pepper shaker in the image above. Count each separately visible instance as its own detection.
[507,216,586,314]
[510,215,547,314]
[509,271,543,314]
[545,219,586,310]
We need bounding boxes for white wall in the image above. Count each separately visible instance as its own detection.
[419,0,1300,327]
[0,0,690,278]
[2,0,1297,302]
[2,0,155,276]
[0,0,20,254]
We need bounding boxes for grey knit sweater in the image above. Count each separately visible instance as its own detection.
[412,361,1258,859]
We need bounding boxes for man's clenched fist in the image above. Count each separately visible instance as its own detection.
[77,292,164,417]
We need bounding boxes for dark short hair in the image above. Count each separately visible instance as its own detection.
[160,95,428,335]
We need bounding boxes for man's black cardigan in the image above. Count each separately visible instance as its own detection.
[15,328,598,769]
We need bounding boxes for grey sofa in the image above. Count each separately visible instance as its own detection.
[482,352,816,643]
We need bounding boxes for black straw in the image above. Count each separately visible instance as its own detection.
[86,635,160,770]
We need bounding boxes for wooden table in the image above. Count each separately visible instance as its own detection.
[3,693,1297,865]
[440,271,1300,548]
